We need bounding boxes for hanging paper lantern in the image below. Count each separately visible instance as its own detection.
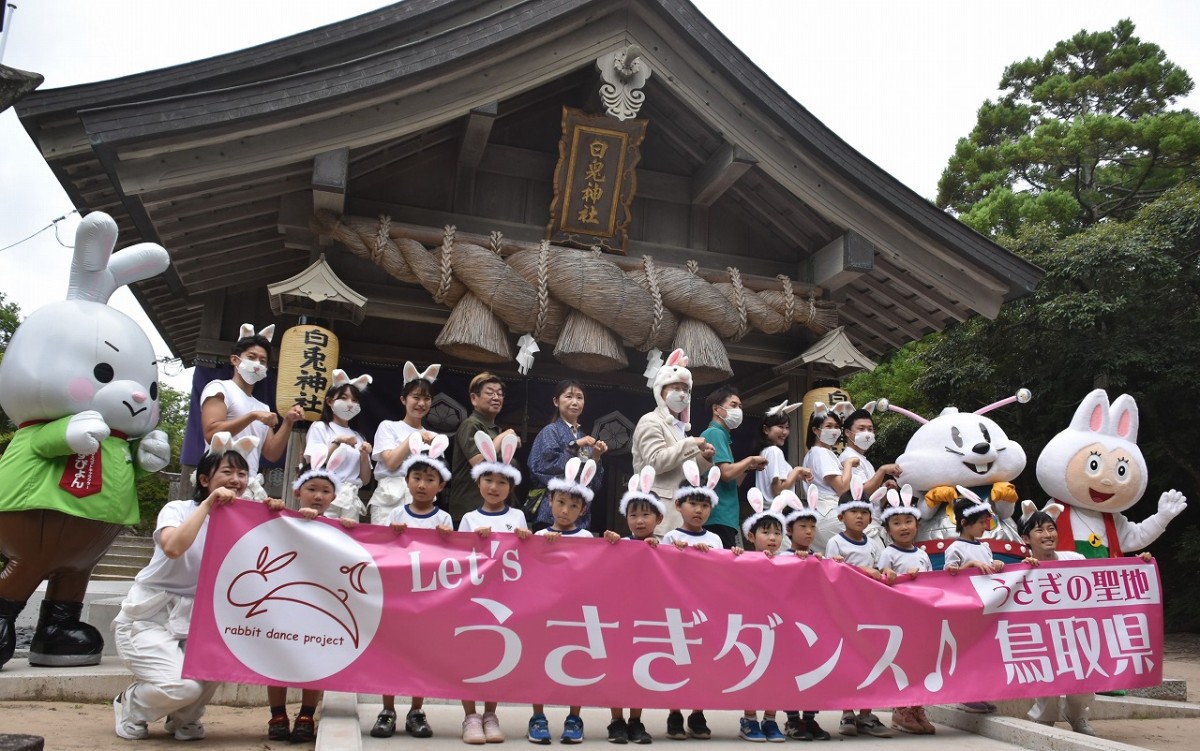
[276,324,340,421]
[800,385,852,435]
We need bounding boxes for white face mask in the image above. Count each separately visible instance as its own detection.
[722,407,743,430]
[664,390,690,414]
[852,431,876,450]
[331,400,361,421]
[236,357,267,385]
[819,427,841,446]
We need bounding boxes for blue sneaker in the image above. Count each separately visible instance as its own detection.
[739,717,766,742]
[761,719,785,743]
[561,714,584,744]
[528,714,551,745]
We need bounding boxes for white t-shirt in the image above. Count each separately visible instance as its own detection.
[1044,550,1086,562]
[372,420,423,479]
[824,532,876,567]
[945,538,994,569]
[200,379,270,477]
[661,528,725,549]
[458,506,528,534]
[388,503,453,529]
[535,527,594,538]
[306,422,365,485]
[840,445,877,485]
[133,500,209,596]
[756,445,793,503]
[803,445,842,498]
[877,544,932,573]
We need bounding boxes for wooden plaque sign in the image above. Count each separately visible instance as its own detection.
[547,107,648,253]
[276,324,339,421]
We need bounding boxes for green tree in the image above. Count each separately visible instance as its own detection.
[135,383,189,531]
[937,19,1200,237]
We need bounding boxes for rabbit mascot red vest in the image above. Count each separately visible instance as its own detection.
[1035,389,1187,559]
[0,212,170,668]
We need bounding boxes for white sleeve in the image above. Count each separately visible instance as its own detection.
[809,448,842,482]
[305,423,333,465]
[944,542,965,568]
[458,512,479,533]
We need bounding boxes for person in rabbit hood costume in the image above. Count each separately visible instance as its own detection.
[878,390,1031,544]
[1035,389,1187,559]
[0,211,171,669]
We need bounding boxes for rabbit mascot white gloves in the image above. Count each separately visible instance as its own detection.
[0,212,170,669]
[1035,389,1187,559]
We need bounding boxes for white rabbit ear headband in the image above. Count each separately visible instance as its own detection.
[765,399,802,417]
[619,465,666,516]
[402,361,441,386]
[398,432,452,482]
[955,485,994,521]
[547,456,598,505]
[673,459,720,506]
[238,323,275,343]
[741,487,792,538]
[1018,499,1065,537]
[785,486,819,525]
[836,477,872,514]
[293,467,342,496]
[880,484,920,522]
[331,369,373,392]
[208,431,260,461]
[470,430,522,484]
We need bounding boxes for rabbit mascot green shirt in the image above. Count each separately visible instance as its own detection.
[1035,389,1187,559]
[0,212,171,669]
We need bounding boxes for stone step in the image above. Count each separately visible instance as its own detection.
[91,563,143,579]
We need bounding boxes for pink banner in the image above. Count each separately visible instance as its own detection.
[184,500,1163,709]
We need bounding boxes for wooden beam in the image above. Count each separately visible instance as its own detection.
[810,230,874,291]
[312,148,349,215]
[839,306,903,353]
[839,294,927,342]
[156,197,280,241]
[871,256,970,323]
[691,142,756,207]
[454,103,498,213]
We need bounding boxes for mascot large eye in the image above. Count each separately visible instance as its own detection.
[979,423,991,443]
[950,427,963,448]
[1085,452,1103,477]
[150,382,159,400]
[1115,458,1131,483]
[93,363,114,383]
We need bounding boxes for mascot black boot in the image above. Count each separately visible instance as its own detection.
[0,597,26,668]
[28,600,103,667]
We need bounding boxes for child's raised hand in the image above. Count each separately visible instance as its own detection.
[694,543,712,552]
[831,554,845,563]
[731,546,744,556]
[644,536,659,548]
[474,527,492,538]
[863,566,883,581]
[905,567,921,578]
[881,568,897,585]
[1023,556,1041,567]
[1138,552,1153,562]
[391,523,408,534]
[604,530,621,544]
[672,538,690,550]
[990,560,1005,573]
[437,524,454,536]
[543,531,562,542]
[338,518,358,529]
[945,564,960,575]
[514,528,532,539]
[299,507,319,520]
[265,498,286,512]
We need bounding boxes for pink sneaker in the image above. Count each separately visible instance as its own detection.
[482,711,505,743]
[463,713,486,745]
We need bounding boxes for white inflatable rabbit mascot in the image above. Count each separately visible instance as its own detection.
[0,211,170,669]
[1035,389,1187,559]
[879,390,1031,545]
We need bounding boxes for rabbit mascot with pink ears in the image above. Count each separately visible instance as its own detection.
[1035,389,1187,559]
[0,211,171,669]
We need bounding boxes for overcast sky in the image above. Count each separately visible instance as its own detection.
[2,0,1198,390]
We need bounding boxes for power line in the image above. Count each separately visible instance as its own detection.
[0,210,79,253]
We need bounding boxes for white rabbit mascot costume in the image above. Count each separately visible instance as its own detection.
[879,390,1031,545]
[1035,389,1187,559]
[0,212,170,669]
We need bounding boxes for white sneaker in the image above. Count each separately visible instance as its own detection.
[166,715,207,741]
[113,689,148,740]
[1070,719,1097,737]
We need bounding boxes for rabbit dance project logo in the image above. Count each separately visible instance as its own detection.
[212,518,384,683]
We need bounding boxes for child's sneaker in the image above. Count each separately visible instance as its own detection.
[268,712,291,742]
[855,714,892,738]
[165,715,206,741]
[738,717,765,742]
[371,709,397,738]
[482,712,504,743]
[665,711,686,740]
[626,717,652,744]
[113,690,148,740]
[528,713,551,744]
[783,717,811,741]
[406,708,433,738]
[607,718,628,744]
[913,707,935,735]
[1070,719,1097,737]
[761,719,785,743]
[463,713,486,745]
[889,707,924,735]
[805,717,832,741]
[686,712,711,739]
[838,713,857,737]
[561,715,584,744]
[290,715,317,743]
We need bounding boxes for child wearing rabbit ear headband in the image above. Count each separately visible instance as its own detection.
[305,369,374,521]
[112,433,255,741]
[200,322,303,480]
[370,362,442,526]
[662,460,723,551]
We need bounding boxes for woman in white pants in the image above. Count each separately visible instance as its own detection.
[112,433,253,740]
